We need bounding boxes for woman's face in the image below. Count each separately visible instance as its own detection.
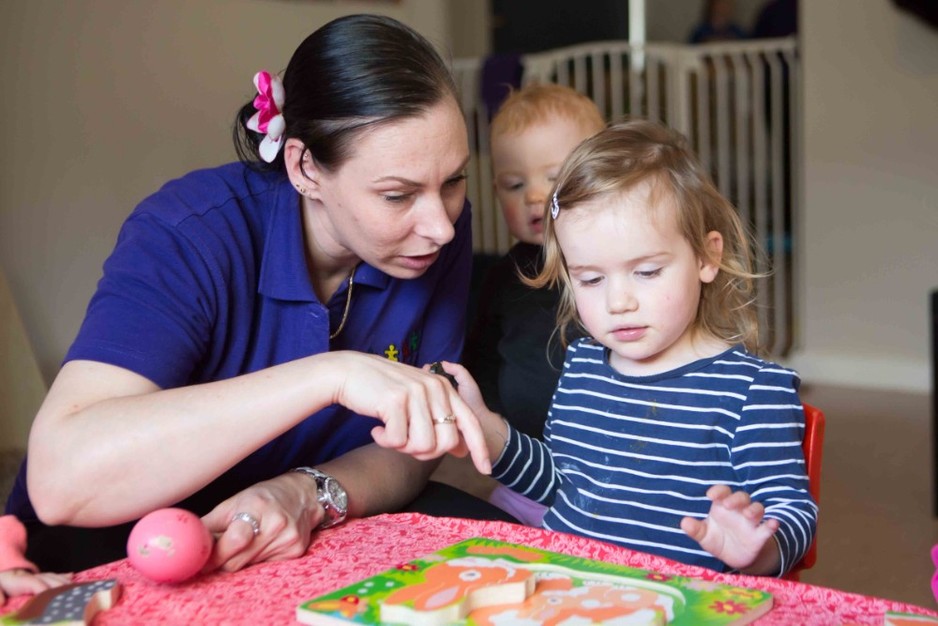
[306,98,469,279]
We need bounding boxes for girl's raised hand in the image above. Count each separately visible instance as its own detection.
[680,484,780,573]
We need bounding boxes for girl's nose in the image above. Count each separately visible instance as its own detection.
[607,283,638,314]
[524,182,549,207]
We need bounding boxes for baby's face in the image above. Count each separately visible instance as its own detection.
[491,116,595,245]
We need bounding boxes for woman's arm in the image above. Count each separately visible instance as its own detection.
[27,352,489,527]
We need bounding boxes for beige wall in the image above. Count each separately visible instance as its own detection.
[787,0,938,392]
[0,268,46,450]
[0,0,449,383]
[0,0,451,446]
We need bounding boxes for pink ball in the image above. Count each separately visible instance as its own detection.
[127,507,213,583]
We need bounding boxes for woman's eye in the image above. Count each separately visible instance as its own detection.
[383,193,411,203]
[446,174,468,188]
[636,268,663,279]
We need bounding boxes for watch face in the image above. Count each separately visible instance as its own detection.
[326,479,348,511]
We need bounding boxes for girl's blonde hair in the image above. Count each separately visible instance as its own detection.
[528,119,765,354]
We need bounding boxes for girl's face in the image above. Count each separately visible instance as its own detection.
[491,115,596,245]
[555,183,724,377]
[305,98,470,278]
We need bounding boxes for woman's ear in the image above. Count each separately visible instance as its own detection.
[284,138,320,197]
[699,230,724,284]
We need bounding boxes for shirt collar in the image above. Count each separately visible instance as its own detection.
[258,179,389,301]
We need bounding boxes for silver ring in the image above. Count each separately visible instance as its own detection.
[432,414,457,425]
[231,512,261,536]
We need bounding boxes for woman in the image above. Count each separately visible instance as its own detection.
[5,14,490,573]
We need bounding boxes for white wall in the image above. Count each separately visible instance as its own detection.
[787,0,938,393]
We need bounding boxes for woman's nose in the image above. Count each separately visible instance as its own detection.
[416,197,457,245]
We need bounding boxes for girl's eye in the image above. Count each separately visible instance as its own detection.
[636,268,663,279]
[577,276,603,287]
[383,193,411,203]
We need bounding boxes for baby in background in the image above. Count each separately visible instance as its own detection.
[432,84,605,524]
[445,119,817,576]
[0,515,70,605]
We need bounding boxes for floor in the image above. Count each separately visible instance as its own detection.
[798,383,938,610]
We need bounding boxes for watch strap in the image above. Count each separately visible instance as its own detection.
[291,466,348,529]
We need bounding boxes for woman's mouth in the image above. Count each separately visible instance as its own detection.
[399,250,440,272]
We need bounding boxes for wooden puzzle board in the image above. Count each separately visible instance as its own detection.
[296,537,772,625]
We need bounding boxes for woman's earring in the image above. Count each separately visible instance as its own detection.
[295,183,307,196]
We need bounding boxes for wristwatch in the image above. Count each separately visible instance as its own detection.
[291,467,349,529]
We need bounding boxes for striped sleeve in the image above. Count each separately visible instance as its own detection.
[491,424,562,506]
[732,364,818,575]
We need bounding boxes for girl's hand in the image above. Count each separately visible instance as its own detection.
[0,569,72,603]
[680,484,781,574]
[330,353,491,474]
[201,472,319,573]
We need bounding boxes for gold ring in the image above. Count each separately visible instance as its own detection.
[432,414,457,425]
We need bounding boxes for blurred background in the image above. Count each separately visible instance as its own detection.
[1,0,936,609]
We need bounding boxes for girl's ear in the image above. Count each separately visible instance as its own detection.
[284,138,322,198]
[699,230,723,284]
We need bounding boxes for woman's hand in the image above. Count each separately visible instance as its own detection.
[330,353,491,474]
[426,361,510,461]
[201,472,320,573]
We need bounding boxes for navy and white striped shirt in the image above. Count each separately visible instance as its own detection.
[492,338,817,575]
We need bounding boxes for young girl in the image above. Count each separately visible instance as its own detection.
[448,119,817,576]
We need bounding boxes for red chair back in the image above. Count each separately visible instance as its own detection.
[783,402,825,581]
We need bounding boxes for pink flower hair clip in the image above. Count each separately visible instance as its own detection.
[246,71,286,163]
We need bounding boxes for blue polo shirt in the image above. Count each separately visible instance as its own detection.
[7,162,472,521]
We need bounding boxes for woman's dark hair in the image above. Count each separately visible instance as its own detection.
[233,14,459,173]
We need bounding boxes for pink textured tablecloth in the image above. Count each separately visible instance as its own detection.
[3,512,937,625]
